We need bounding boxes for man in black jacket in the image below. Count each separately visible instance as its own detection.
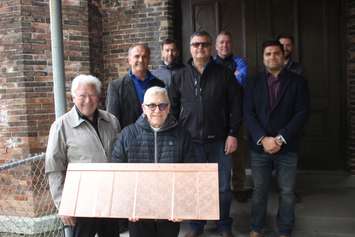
[277,34,304,76]
[112,86,195,237]
[151,38,185,88]
[169,31,242,237]
[244,41,309,237]
[106,43,165,129]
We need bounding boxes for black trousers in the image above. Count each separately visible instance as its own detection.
[129,220,180,237]
[73,217,119,237]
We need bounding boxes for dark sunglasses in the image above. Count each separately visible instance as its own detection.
[190,42,211,48]
[144,103,169,111]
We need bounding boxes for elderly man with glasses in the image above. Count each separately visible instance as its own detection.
[112,86,195,237]
[45,74,121,237]
[169,31,243,237]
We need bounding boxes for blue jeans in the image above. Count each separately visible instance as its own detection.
[189,141,233,233]
[250,151,298,236]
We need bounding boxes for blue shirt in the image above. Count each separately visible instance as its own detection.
[129,70,156,104]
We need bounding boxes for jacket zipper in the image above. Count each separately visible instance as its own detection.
[154,130,158,163]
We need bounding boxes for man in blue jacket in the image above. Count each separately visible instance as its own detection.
[214,31,251,203]
[244,40,310,237]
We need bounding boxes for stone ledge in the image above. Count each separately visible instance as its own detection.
[0,214,62,234]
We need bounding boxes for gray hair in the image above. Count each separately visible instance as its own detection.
[143,86,169,104]
[71,74,102,97]
[128,43,151,57]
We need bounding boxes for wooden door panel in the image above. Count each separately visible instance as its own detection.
[180,0,343,170]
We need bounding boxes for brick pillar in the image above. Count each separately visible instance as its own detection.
[346,0,355,175]
[0,0,91,219]
[99,0,176,85]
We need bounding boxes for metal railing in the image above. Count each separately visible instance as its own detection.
[0,153,63,237]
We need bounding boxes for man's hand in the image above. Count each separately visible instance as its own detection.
[225,136,238,155]
[234,70,240,78]
[60,215,76,226]
[128,217,140,222]
[261,137,281,154]
[168,217,182,222]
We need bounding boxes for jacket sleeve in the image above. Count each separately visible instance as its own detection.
[45,120,68,208]
[48,171,65,209]
[181,130,196,163]
[235,57,248,87]
[106,80,121,120]
[168,73,181,120]
[227,69,242,138]
[243,79,267,144]
[278,78,310,142]
[111,131,128,163]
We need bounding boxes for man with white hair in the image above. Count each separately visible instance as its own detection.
[112,86,195,237]
[45,74,121,237]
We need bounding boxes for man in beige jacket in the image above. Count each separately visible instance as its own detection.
[45,74,121,237]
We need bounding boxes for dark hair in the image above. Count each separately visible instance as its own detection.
[276,34,294,44]
[217,31,233,39]
[262,40,284,55]
[190,31,212,43]
[161,38,177,49]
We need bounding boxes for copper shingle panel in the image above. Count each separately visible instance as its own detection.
[59,163,219,220]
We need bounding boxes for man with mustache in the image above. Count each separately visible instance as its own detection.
[277,35,304,76]
[244,40,309,237]
[151,38,185,88]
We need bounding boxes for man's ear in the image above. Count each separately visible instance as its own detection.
[141,104,146,115]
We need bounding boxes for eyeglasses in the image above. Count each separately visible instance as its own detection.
[144,103,169,111]
[190,42,211,48]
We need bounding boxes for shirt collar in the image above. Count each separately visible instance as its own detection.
[129,69,153,82]
[215,54,234,62]
[69,106,102,128]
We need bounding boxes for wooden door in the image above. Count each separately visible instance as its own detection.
[180,0,344,170]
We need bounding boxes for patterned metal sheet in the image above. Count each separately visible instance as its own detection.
[59,163,219,220]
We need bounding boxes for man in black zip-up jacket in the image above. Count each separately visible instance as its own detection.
[112,86,195,237]
[169,31,242,237]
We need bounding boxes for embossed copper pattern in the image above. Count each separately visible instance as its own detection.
[59,163,219,220]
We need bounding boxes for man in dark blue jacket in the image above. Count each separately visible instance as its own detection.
[244,40,310,237]
[112,86,195,237]
[214,31,251,203]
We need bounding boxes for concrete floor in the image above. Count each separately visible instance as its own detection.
[122,172,355,237]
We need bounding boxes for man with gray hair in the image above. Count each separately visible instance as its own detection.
[112,86,195,237]
[45,74,121,237]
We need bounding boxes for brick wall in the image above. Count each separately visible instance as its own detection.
[347,0,355,174]
[0,0,179,217]
[0,0,91,217]
[100,0,176,87]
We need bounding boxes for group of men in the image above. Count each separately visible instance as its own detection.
[45,30,309,237]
